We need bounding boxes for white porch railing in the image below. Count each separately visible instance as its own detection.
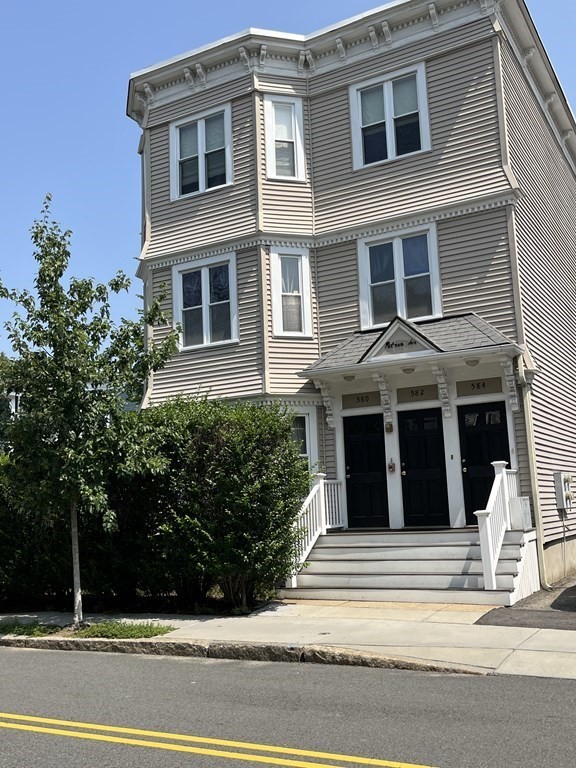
[324,479,344,529]
[288,474,344,588]
[475,461,516,591]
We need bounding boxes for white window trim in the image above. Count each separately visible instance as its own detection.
[270,246,313,338]
[358,223,441,330]
[169,104,233,201]
[263,95,306,182]
[293,406,319,471]
[349,63,431,170]
[172,253,239,350]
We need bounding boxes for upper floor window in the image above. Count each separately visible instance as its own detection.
[264,95,306,181]
[358,225,441,329]
[350,64,430,169]
[172,254,238,349]
[270,247,312,337]
[170,105,232,200]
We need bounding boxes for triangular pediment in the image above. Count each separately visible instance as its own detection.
[361,317,439,362]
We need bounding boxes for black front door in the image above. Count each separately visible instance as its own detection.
[458,401,511,524]
[343,414,389,528]
[398,408,450,527]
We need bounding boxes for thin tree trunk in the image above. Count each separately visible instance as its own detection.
[70,499,83,625]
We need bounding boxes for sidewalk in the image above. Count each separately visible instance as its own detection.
[2,598,576,680]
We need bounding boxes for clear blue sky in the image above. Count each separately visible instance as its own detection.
[0,0,573,354]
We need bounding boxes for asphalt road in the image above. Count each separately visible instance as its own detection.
[1,648,575,768]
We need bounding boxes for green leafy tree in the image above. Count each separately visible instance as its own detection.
[0,196,178,624]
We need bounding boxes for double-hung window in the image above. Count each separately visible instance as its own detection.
[173,254,238,349]
[350,64,430,169]
[290,407,318,469]
[170,105,232,199]
[270,247,312,337]
[264,95,306,181]
[359,226,441,328]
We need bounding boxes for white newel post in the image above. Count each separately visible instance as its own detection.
[316,472,327,536]
[475,509,497,591]
[492,461,510,529]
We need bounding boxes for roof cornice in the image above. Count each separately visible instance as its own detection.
[127,0,494,122]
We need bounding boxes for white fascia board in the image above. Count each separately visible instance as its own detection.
[130,0,415,83]
[298,344,522,380]
[130,29,306,81]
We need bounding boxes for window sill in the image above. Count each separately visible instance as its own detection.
[272,332,314,340]
[360,312,442,332]
[178,338,240,353]
[265,176,308,184]
[352,147,432,172]
[170,181,233,202]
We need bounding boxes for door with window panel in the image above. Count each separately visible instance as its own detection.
[458,402,511,525]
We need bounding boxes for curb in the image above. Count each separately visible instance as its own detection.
[0,636,485,675]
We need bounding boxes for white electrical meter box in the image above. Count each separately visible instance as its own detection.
[553,471,574,510]
[510,497,532,530]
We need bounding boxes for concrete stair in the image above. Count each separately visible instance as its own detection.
[279,529,525,606]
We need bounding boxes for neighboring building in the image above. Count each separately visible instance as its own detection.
[127,0,576,603]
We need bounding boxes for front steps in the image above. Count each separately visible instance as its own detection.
[279,529,529,606]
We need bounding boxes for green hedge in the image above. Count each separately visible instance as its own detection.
[0,399,310,611]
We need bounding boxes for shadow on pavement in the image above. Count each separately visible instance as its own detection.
[476,577,576,631]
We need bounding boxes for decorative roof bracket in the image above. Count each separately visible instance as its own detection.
[141,82,155,107]
[431,365,452,417]
[545,92,557,108]
[335,37,347,60]
[314,380,335,429]
[367,26,379,50]
[428,3,439,29]
[239,46,251,72]
[522,47,536,65]
[381,21,392,45]
[502,360,519,412]
[259,44,267,70]
[373,373,393,426]
[195,63,207,88]
[183,67,195,90]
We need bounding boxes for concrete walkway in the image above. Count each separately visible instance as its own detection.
[3,599,576,680]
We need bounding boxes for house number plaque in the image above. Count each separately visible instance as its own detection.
[396,384,439,404]
[342,391,380,409]
[456,377,502,397]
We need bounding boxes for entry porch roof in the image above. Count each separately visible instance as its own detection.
[299,314,523,380]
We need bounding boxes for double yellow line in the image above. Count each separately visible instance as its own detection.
[0,712,436,768]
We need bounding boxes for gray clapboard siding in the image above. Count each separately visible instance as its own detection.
[311,38,510,235]
[146,76,254,128]
[258,93,314,235]
[501,41,576,543]
[308,18,495,97]
[512,401,531,508]
[438,208,517,340]
[318,407,337,479]
[256,76,308,97]
[264,246,319,395]
[316,240,360,353]
[149,248,263,402]
[147,95,257,258]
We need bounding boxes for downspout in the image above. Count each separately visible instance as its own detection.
[517,354,552,589]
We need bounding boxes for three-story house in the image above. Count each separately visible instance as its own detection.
[127,0,576,604]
